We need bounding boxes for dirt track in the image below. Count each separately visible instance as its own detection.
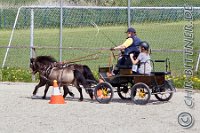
[0,82,199,133]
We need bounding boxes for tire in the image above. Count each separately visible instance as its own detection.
[131,82,151,105]
[117,83,132,100]
[154,80,174,101]
[94,82,114,104]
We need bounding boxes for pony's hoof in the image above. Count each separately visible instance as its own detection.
[78,99,83,101]
[89,96,93,100]
[42,96,46,99]
[31,95,41,99]
[70,93,75,98]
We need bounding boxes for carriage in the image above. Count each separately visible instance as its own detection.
[30,52,176,105]
[93,58,176,105]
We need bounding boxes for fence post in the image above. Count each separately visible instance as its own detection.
[2,7,22,68]
[127,0,131,28]
[59,0,63,62]
[30,9,34,58]
[0,68,2,81]
[195,52,200,72]
[30,9,35,81]
[3,10,6,28]
[0,9,2,28]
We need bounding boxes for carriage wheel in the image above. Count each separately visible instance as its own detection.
[131,83,151,105]
[94,82,114,104]
[117,83,132,100]
[154,80,174,101]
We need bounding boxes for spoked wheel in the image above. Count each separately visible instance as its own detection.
[131,83,151,105]
[94,82,114,104]
[154,80,174,101]
[117,83,132,100]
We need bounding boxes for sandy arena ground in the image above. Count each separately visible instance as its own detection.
[0,82,199,133]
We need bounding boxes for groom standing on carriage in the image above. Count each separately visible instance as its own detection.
[110,27,141,74]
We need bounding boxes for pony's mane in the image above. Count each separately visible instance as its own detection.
[36,56,57,63]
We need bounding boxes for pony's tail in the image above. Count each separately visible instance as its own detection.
[83,65,98,82]
[73,70,88,88]
[74,69,93,100]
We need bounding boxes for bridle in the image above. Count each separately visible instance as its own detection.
[30,61,38,74]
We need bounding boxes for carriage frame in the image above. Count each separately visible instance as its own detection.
[93,57,176,105]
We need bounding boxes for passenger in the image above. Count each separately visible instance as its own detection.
[130,41,151,74]
[110,27,141,75]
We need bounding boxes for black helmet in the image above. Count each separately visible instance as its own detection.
[139,41,149,50]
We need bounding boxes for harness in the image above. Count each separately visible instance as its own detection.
[45,65,52,78]
[39,63,69,82]
[39,65,53,81]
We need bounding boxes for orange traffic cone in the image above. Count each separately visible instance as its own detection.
[49,80,65,104]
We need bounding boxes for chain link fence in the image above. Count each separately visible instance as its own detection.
[1,0,200,7]
[0,0,200,77]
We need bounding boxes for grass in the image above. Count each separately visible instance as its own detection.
[0,21,200,76]
[0,67,32,82]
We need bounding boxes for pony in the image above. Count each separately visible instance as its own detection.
[38,63,92,101]
[30,56,97,100]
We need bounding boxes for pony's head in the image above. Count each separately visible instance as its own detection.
[30,58,39,74]
[30,56,57,74]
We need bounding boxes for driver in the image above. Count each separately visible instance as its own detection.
[111,27,141,75]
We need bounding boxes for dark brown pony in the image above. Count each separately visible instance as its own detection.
[30,56,97,100]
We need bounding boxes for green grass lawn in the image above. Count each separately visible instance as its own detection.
[0,21,200,75]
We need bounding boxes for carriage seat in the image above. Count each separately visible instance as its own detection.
[118,65,132,69]
[151,71,171,75]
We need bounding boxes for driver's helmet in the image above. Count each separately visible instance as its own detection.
[139,41,149,50]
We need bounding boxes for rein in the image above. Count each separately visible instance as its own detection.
[63,51,101,64]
